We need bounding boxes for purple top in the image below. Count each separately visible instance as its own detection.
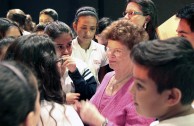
[90,71,154,126]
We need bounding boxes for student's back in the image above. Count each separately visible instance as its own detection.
[4,34,84,126]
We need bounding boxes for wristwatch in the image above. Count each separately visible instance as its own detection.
[101,118,108,126]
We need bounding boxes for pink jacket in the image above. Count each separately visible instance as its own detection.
[90,72,154,126]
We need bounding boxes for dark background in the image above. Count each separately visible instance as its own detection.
[0,0,193,27]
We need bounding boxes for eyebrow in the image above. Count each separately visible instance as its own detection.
[177,30,189,34]
[133,76,146,83]
[81,25,96,27]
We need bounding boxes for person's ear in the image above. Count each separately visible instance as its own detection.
[166,88,182,106]
[73,22,77,31]
[24,111,35,126]
[143,15,151,29]
[145,15,151,23]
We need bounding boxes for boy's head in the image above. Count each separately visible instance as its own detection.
[176,3,194,47]
[130,37,194,119]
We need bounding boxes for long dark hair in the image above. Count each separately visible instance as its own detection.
[74,6,98,24]
[4,34,65,104]
[127,0,158,40]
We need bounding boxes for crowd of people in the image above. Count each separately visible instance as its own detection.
[0,0,194,126]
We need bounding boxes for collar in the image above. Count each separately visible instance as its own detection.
[73,37,97,51]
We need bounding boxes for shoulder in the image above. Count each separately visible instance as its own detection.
[91,40,106,51]
[71,37,80,48]
[40,100,65,113]
[74,58,89,73]
[75,58,87,68]
[104,71,115,79]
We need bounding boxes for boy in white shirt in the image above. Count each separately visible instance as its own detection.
[130,37,194,126]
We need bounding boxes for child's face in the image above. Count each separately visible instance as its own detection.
[39,14,54,24]
[5,26,21,38]
[73,16,97,44]
[54,33,72,57]
[130,63,170,118]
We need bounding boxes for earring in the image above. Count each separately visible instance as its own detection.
[143,22,147,29]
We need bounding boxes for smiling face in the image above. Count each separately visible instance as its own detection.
[124,2,147,28]
[130,63,170,118]
[73,16,97,45]
[176,19,194,47]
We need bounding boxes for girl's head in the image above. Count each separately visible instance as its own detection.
[0,37,15,60]
[73,6,98,44]
[0,18,22,39]
[4,34,65,104]
[0,61,40,126]
[39,8,58,24]
[45,21,73,57]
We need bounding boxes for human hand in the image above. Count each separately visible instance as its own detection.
[61,55,77,73]
[66,92,80,104]
[76,100,105,126]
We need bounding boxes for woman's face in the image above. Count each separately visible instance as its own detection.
[5,26,21,38]
[124,2,147,28]
[106,39,131,70]
[73,16,97,44]
[54,33,72,57]
[39,14,54,24]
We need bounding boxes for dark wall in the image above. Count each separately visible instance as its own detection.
[0,0,81,26]
[152,0,193,25]
[0,0,193,27]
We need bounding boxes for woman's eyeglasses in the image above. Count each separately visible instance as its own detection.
[123,10,143,17]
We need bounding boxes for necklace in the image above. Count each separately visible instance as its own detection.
[109,73,132,94]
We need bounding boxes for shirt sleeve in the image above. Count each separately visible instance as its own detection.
[68,68,97,100]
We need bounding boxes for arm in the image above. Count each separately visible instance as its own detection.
[60,55,97,100]
[68,68,97,100]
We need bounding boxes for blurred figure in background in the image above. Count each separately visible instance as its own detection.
[39,8,58,24]
[24,14,36,32]
[0,18,22,39]
[6,9,30,35]
[0,37,15,60]
[95,17,113,47]
[34,23,47,35]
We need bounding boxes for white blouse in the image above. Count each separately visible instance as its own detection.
[39,100,83,126]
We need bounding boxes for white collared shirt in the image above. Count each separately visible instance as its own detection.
[71,37,108,83]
